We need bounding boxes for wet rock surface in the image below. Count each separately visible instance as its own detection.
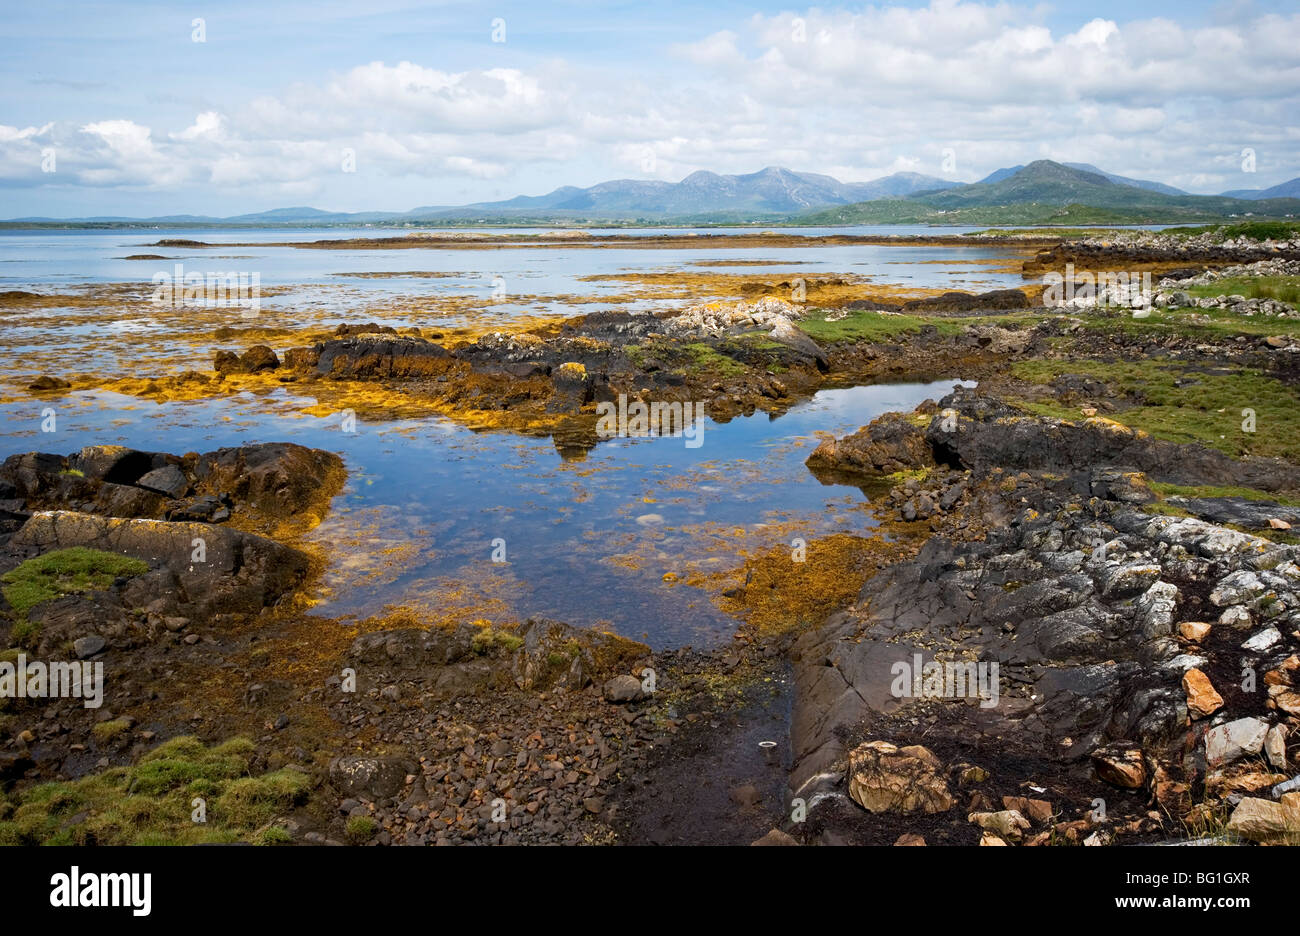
[776,392,1300,846]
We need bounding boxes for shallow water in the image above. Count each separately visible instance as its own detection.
[0,226,988,647]
[0,378,971,648]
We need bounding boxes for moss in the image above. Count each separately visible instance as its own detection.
[261,824,293,845]
[470,626,525,655]
[1141,502,1196,518]
[91,718,133,743]
[1183,275,1300,307]
[8,620,39,650]
[0,735,303,845]
[345,815,377,844]
[1,547,149,618]
[714,533,904,637]
[1008,359,1300,462]
[880,467,934,484]
[798,308,965,344]
[215,770,310,827]
[1148,481,1300,508]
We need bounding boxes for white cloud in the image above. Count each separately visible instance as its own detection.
[3,1,1299,206]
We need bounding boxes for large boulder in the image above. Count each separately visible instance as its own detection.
[10,510,309,614]
[806,411,934,478]
[193,443,343,520]
[926,388,1300,492]
[847,741,954,814]
[315,335,451,379]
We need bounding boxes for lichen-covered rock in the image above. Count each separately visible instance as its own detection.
[847,741,954,814]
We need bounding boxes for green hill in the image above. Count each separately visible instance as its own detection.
[797,161,1300,226]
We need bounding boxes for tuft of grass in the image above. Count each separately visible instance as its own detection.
[91,718,133,743]
[471,626,524,655]
[0,735,306,846]
[345,815,377,844]
[261,825,293,845]
[1,547,149,619]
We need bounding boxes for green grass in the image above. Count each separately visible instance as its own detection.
[91,718,133,743]
[345,815,377,843]
[1008,359,1300,462]
[1182,275,1300,306]
[0,736,309,845]
[471,627,524,655]
[1,547,149,619]
[624,340,749,377]
[797,308,966,343]
[1073,305,1300,343]
[1162,221,1300,241]
[1148,481,1300,507]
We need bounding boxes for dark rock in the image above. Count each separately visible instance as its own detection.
[136,465,189,499]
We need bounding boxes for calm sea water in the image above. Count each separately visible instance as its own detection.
[0,227,990,646]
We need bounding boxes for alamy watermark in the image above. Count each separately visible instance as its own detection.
[0,655,103,708]
[595,393,706,448]
[151,263,261,317]
[1043,264,1153,308]
[890,653,999,709]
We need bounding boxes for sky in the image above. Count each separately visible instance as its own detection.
[2,0,1299,218]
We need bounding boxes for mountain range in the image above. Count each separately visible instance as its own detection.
[7,162,1299,226]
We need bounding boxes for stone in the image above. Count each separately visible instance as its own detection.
[602,675,644,703]
[329,755,416,799]
[1178,621,1212,642]
[1001,796,1053,823]
[893,833,927,846]
[1241,627,1282,652]
[1182,668,1224,719]
[1225,794,1300,845]
[136,464,189,499]
[1205,717,1270,766]
[847,741,954,815]
[1211,571,1267,607]
[1219,606,1251,627]
[240,345,280,373]
[13,510,309,615]
[72,635,106,659]
[28,375,71,391]
[969,809,1031,841]
[751,829,799,846]
[1265,724,1289,770]
[1090,744,1145,788]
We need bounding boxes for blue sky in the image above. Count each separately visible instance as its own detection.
[2,0,1299,217]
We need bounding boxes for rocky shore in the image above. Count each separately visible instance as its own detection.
[3,225,1299,846]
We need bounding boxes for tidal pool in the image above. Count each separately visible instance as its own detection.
[0,378,971,648]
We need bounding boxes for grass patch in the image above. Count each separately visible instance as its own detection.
[91,718,133,743]
[1182,275,1300,306]
[625,340,748,378]
[798,308,966,344]
[1,547,149,619]
[1163,221,1300,241]
[1008,359,1300,462]
[0,735,308,845]
[471,626,524,655]
[1148,481,1300,507]
[345,815,377,843]
[1075,305,1300,342]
